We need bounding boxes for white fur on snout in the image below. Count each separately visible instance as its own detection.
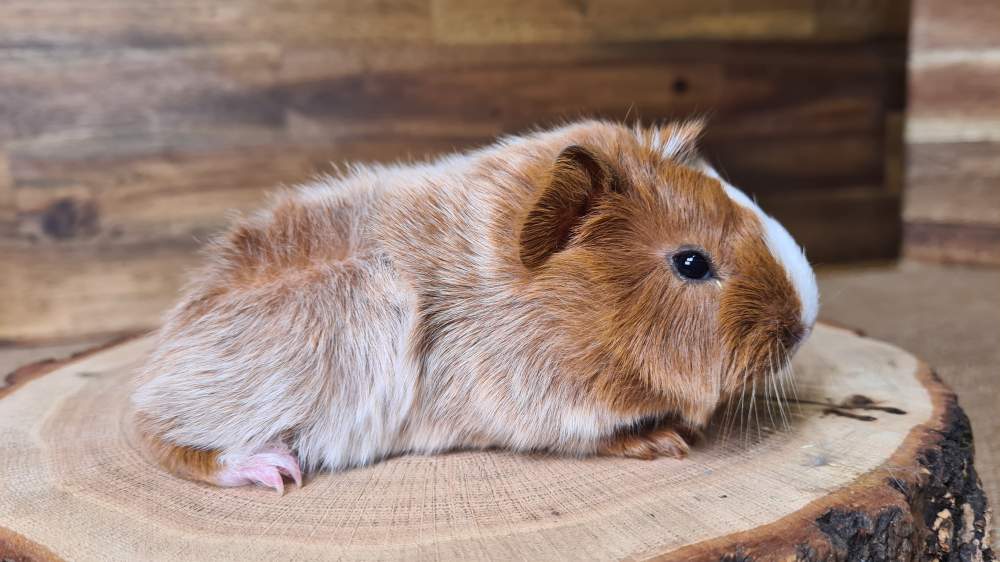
[700,164,820,328]
[758,214,819,328]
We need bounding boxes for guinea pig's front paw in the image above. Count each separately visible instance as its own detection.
[214,444,303,494]
[598,427,691,461]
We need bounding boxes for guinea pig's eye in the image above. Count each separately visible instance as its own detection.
[671,250,713,281]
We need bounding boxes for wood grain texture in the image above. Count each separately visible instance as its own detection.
[0,324,992,560]
[908,58,1000,121]
[0,0,909,51]
[904,0,1000,265]
[910,0,1000,51]
[906,142,1000,225]
[904,222,1000,266]
[431,0,909,44]
[0,244,194,341]
[0,1,435,47]
[760,187,901,265]
[0,2,909,340]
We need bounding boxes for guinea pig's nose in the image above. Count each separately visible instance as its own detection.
[782,322,807,351]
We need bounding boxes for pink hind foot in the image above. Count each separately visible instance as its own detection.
[214,445,303,494]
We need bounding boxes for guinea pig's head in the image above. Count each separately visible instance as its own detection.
[519,121,818,429]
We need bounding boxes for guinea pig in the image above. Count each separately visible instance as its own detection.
[131,119,819,493]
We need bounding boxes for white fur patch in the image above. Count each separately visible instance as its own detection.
[647,125,692,158]
[700,164,819,328]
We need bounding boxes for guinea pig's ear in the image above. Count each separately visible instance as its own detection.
[519,145,622,269]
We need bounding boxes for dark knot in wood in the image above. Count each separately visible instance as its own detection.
[41,198,98,240]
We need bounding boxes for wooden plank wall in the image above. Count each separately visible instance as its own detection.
[0,1,909,341]
[905,0,1000,265]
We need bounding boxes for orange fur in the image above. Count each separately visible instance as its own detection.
[598,425,693,460]
[149,442,222,483]
[136,414,221,484]
[131,119,817,488]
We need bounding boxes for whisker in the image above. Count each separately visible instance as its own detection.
[733,369,747,446]
[774,344,791,431]
[763,355,779,432]
[720,385,738,446]
[768,365,781,432]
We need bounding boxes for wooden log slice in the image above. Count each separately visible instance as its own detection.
[0,324,993,561]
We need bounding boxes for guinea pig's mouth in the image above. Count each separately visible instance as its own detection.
[760,322,811,376]
[718,319,813,424]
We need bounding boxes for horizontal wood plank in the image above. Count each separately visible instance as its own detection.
[431,0,908,44]
[703,134,884,191]
[0,242,195,340]
[911,0,1000,51]
[908,59,1000,120]
[760,187,901,265]
[905,141,1000,225]
[0,0,434,48]
[904,221,1000,266]
[6,140,470,247]
[0,0,908,49]
[1,42,901,144]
